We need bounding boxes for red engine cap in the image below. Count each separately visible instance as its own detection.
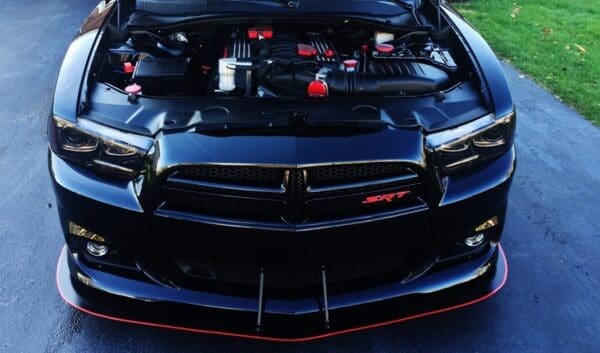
[298,44,318,58]
[375,43,395,54]
[258,26,274,39]
[247,28,259,39]
[343,59,358,69]
[307,80,328,98]
[248,27,273,40]
[125,84,142,95]
[123,62,135,74]
[323,48,335,58]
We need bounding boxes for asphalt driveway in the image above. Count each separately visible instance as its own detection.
[0,1,599,352]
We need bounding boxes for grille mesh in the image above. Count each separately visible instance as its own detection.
[308,163,411,186]
[164,188,284,221]
[176,165,285,187]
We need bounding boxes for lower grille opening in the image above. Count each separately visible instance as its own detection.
[135,248,439,299]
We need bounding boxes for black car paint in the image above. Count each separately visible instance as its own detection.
[49,0,515,340]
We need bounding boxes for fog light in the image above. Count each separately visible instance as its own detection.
[68,222,105,243]
[86,241,109,257]
[476,262,492,277]
[464,233,486,247]
[76,272,92,286]
[475,216,499,232]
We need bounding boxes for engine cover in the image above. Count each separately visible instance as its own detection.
[229,30,339,64]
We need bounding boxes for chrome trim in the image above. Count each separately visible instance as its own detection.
[308,32,337,62]
[426,112,515,152]
[167,176,286,194]
[233,35,251,59]
[307,173,419,193]
[156,199,428,232]
[101,141,137,157]
[426,113,496,150]
[76,117,154,152]
[156,159,426,175]
[473,136,508,148]
[93,159,135,174]
[444,155,480,169]
[61,138,99,153]
[439,141,469,153]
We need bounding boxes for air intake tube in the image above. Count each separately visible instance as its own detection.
[326,72,443,96]
[266,63,450,97]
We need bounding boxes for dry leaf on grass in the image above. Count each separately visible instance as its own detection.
[510,6,522,18]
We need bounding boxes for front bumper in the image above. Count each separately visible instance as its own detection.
[57,243,507,342]
[50,146,515,340]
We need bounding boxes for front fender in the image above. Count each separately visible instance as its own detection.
[443,5,514,118]
[53,1,113,122]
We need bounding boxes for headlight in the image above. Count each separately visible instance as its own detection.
[426,112,516,174]
[49,116,153,180]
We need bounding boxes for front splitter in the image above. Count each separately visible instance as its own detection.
[56,245,508,342]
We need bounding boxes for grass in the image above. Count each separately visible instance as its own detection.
[452,0,600,126]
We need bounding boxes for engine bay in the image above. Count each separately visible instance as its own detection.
[98,20,467,99]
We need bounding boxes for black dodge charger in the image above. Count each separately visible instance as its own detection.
[49,0,515,341]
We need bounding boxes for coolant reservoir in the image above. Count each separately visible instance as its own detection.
[218,58,237,91]
[374,31,395,44]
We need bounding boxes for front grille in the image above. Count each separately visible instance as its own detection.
[160,163,424,223]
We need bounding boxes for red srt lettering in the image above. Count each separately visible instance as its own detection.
[362,191,411,205]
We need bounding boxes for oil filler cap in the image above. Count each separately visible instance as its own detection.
[375,43,395,54]
[123,62,135,74]
[343,59,358,72]
[125,84,142,95]
[307,80,328,97]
